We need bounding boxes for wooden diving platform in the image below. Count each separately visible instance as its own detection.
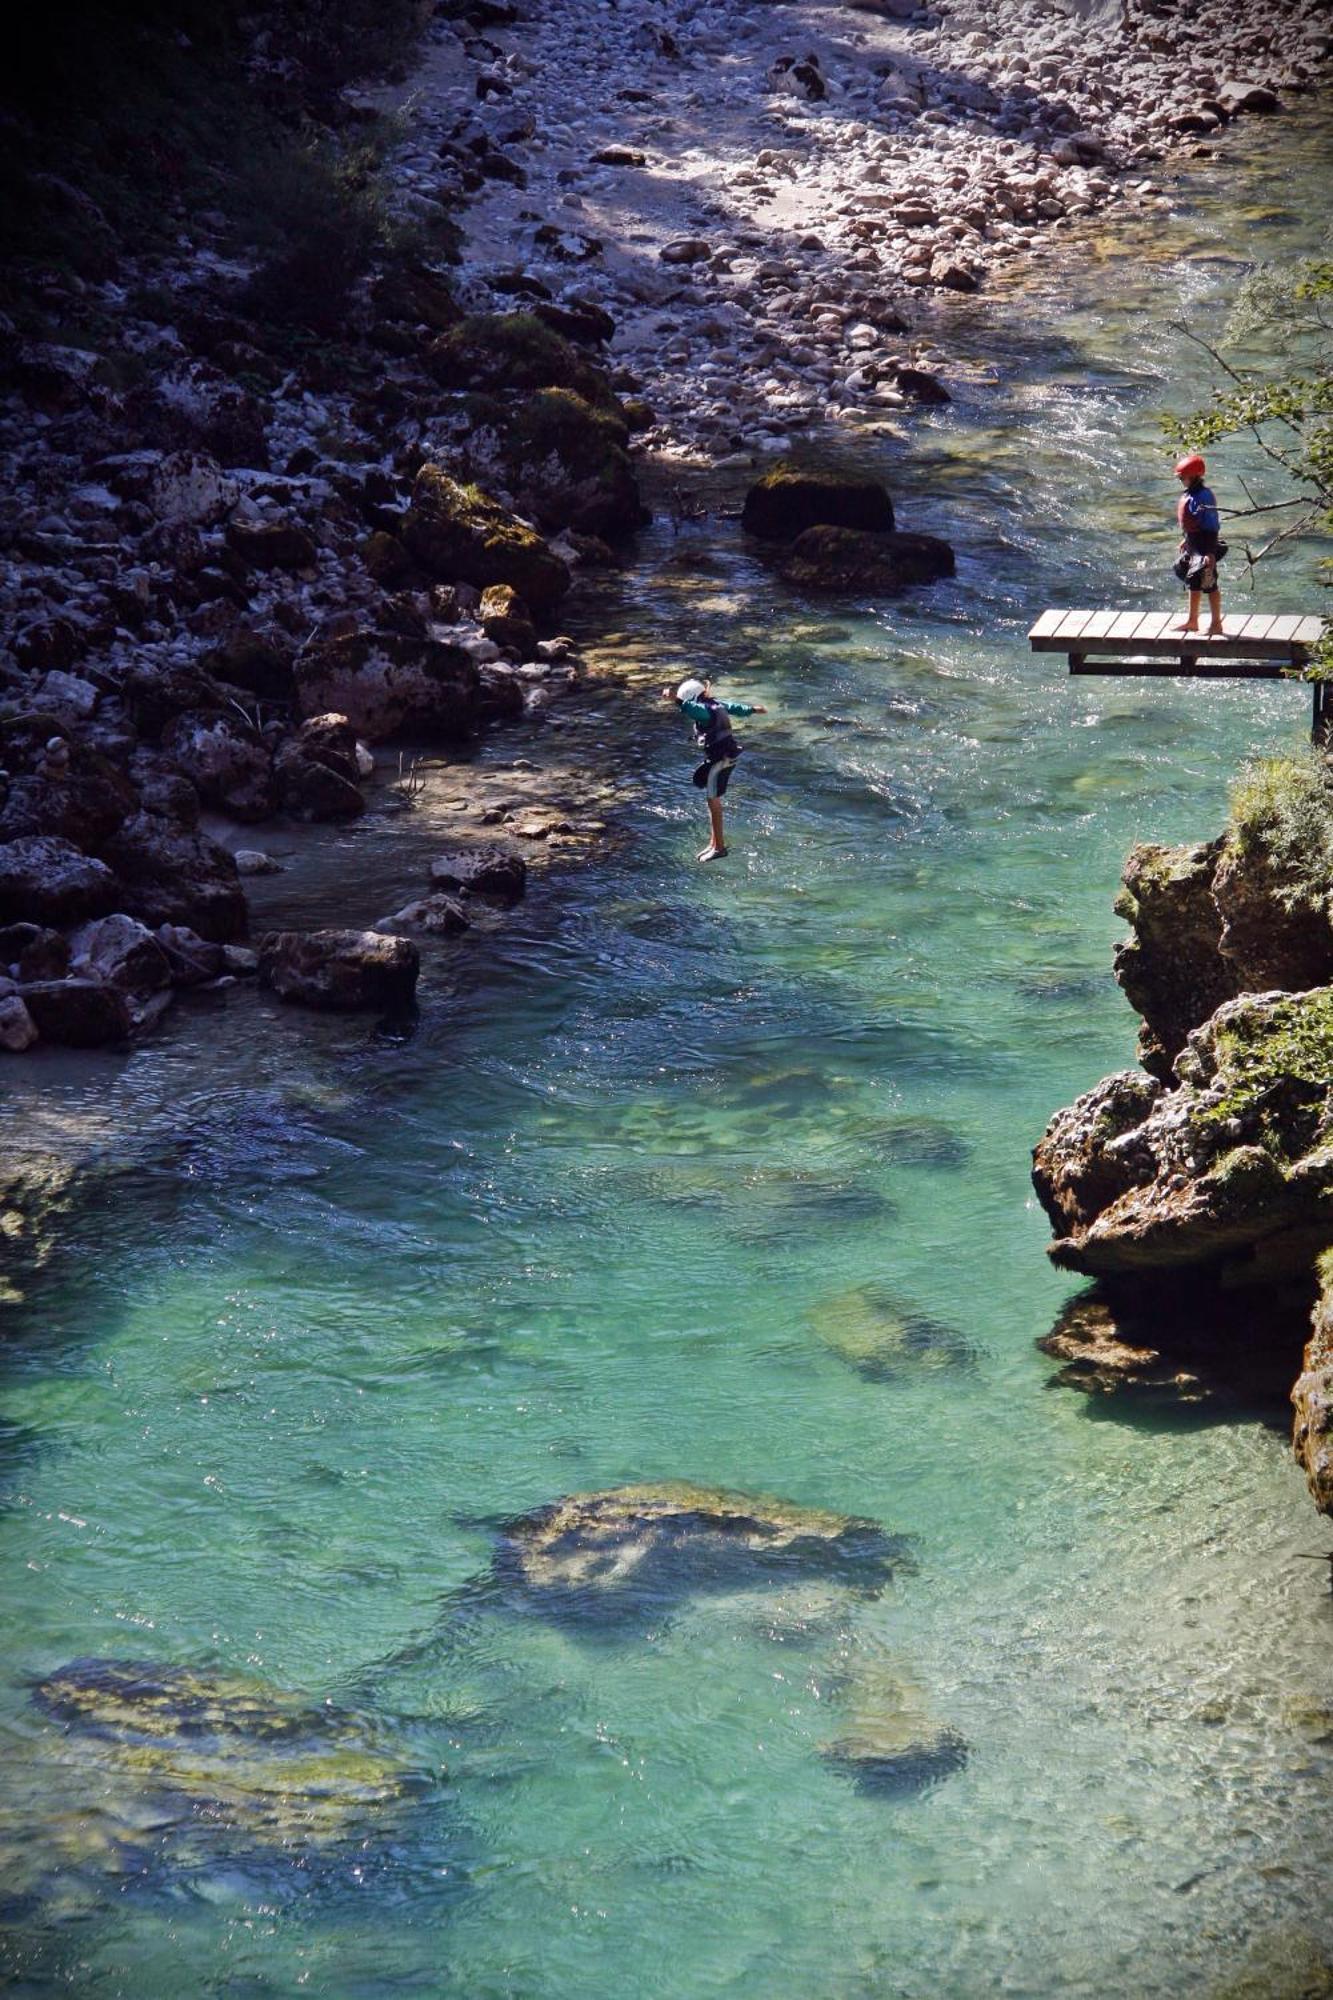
[1029,608,1329,736]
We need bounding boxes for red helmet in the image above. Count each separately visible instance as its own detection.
[1175,453,1206,480]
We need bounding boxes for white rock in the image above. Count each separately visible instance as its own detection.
[0,995,38,1052]
[234,849,283,876]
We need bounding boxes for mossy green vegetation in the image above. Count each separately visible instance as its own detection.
[1190,987,1333,1147]
[429,313,613,404]
[1226,750,1333,909]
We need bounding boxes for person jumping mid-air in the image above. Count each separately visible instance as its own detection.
[1174,452,1226,638]
[663,675,766,862]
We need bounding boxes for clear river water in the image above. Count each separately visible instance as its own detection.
[2,111,1332,2000]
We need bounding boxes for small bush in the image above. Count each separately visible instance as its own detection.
[1228,749,1333,906]
[242,132,406,333]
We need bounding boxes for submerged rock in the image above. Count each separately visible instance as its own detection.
[494,1482,905,1620]
[1037,1282,1309,1414]
[820,1656,968,1798]
[740,465,894,542]
[808,1283,974,1381]
[24,1658,433,1864]
[781,525,956,593]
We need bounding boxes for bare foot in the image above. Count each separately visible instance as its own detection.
[1174,621,1199,634]
[697,844,728,862]
[1208,624,1225,638]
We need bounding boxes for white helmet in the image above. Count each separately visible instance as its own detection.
[675,677,707,703]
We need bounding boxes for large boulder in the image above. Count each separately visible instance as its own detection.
[741,464,895,541]
[162,714,277,823]
[1113,840,1239,1080]
[1293,1264,1333,1518]
[402,469,571,615]
[292,629,480,743]
[428,844,527,902]
[0,994,38,1052]
[101,815,247,941]
[201,631,296,702]
[426,311,609,401]
[0,837,121,927]
[68,914,173,999]
[781,525,955,592]
[493,1482,905,1621]
[1033,988,1333,1284]
[258,929,420,1012]
[146,450,239,527]
[225,520,317,571]
[0,758,139,854]
[273,715,365,821]
[18,979,132,1048]
[501,388,648,539]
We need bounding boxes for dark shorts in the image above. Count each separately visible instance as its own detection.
[693,755,738,798]
[1181,533,1220,594]
[1181,548,1218,593]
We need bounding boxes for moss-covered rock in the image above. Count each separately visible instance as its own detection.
[741,464,895,541]
[401,468,571,614]
[502,387,648,538]
[426,311,609,402]
[1033,988,1333,1283]
[494,1482,905,1619]
[1293,1257,1333,1517]
[781,524,955,592]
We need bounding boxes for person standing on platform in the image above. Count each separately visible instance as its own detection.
[1174,452,1226,638]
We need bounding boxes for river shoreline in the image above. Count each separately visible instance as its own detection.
[2,2,1330,1073]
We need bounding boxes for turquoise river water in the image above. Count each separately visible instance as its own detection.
[2,112,1332,2000]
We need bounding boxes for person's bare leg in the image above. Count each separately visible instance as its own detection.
[1206,587,1224,637]
[699,797,727,861]
[1175,589,1202,633]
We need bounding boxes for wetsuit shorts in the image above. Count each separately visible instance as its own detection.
[1181,532,1220,594]
[693,755,738,798]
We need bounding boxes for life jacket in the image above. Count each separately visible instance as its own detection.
[1184,482,1220,536]
[693,693,740,760]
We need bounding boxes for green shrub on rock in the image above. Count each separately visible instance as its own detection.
[402,467,571,613]
[503,387,647,538]
[1227,749,1333,911]
[427,312,611,402]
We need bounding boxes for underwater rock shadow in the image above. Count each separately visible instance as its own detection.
[1039,1282,1313,1433]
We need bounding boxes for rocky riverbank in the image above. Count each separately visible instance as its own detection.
[3,0,1328,1060]
[1032,756,1333,1521]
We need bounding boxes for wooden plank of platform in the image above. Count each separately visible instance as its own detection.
[1028,608,1324,668]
